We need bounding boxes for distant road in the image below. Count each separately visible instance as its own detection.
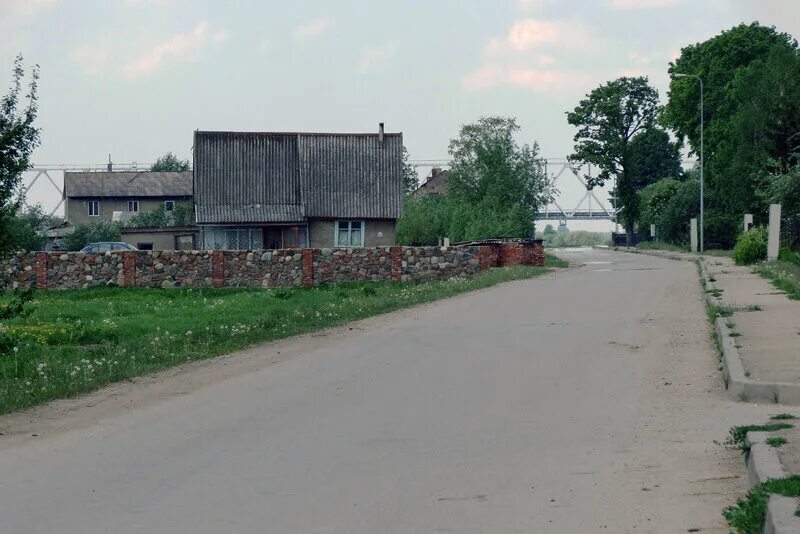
[0,248,772,532]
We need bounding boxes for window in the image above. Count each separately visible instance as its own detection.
[164,200,175,212]
[202,227,262,250]
[88,201,99,217]
[334,220,364,247]
[128,201,139,213]
[137,243,154,251]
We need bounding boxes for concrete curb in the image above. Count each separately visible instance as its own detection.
[606,246,696,262]
[699,260,800,405]
[745,431,800,534]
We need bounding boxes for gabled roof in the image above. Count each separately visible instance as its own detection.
[194,130,403,224]
[64,171,192,198]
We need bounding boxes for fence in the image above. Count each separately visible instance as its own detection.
[4,242,545,290]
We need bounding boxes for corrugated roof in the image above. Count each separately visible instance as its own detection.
[193,130,402,224]
[64,171,192,198]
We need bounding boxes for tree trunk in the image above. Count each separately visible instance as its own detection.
[625,223,635,246]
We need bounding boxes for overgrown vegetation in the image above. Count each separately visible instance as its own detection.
[726,423,794,451]
[62,221,122,251]
[755,259,800,299]
[766,436,788,448]
[771,413,799,420]
[734,227,768,265]
[124,204,194,228]
[723,475,800,533]
[538,225,610,248]
[150,152,190,172]
[0,264,560,414]
[397,117,551,245]
[636,241,688,252]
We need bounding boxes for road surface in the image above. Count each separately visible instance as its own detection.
[0,248,774,533]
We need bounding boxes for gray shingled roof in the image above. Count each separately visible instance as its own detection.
[64,171,192,198]
[194,131,403,224]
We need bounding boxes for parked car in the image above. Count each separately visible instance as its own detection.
[80,242,138,252]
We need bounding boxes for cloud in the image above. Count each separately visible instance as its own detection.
[463,66,586,93]
[485,18,598,55]
[609,0,682,9]
[71,44,111,74]
[359,44,396,73]
[293,18,334,41]
[119,21,228,79]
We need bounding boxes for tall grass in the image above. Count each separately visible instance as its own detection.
[0,264,556,414]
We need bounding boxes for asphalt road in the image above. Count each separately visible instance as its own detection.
[0,249,773,533]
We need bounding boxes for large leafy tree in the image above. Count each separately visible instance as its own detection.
[0,56,40,256]
[662,22,799,213]
[446,116,550,240]
[150,152,190,172]
[567,76,660,243]
[628,127,683,189]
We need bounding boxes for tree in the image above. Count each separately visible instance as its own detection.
[662,22,799,213]
[0,56,40,256]
[567,76,660,244]
[401,146,418,196]
[62,221,121,251]
[0,204,62,251]
[628,127,683,189]
[125,203,193,228]
[150,152,190,172]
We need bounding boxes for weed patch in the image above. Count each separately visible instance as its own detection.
[726,423,794,450]
[723,476,800,533]
[771,413,798,420]
[766,436,788,448]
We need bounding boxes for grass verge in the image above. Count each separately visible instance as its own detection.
[636,241,688,253]
[754,260,800,300]
[726,423,794,451]
[723,475,800,533]
[0,263,560,414]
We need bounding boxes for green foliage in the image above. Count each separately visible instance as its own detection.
[723,475,800,533]
[727,422,794,450]
[0,265,556,413]
[397,116,550,244]
[150,152,190,172]
[0,56,40,259]
[704,212,741,250]
[567,77,660,239]
[62,221,122,251]
[656,180,700,246]
[755,259,800,299]
[734,227,768,265]
[637,178,682,238]
[766,436,788,447]
[628,127,683,189]
[401,146,417,196]
[0,204,63,252]
[539,228,610,248]
[125,204,193,228]
[770,413,798,420]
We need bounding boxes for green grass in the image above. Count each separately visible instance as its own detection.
[636,241,689,252]
[766,436,788,448]
[754,260,800,300]
[700,249,735,258]
[544,254,569,268]
[0,264,560,414]
[726,423,794,450]
[771,413,799,420]
[723,476,800,533]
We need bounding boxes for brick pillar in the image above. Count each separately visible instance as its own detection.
[532,240,545,266]
[123,252,136,287]
[390,246,402,281]
[35,252,47,289]
[479,246,492,270]
[302,249,314,286]
[212,250,224,288]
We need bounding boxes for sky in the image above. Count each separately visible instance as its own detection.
[2,0,800,218]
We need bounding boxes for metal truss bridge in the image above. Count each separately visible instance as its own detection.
[412,158,618,222]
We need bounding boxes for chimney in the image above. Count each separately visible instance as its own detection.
[378,122,385,143]
[107,154,113,172]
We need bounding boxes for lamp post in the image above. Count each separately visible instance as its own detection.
[672,73,704,251]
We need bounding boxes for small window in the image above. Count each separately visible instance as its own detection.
[88,201,99,217]
[137,243,154,251]
[128,201,140,213]
[334,220,365,247]
[164,200,175,212]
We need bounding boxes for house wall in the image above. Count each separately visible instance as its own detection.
[120,229,198,250]
[66,198,192,225]
[3,242,545,290]
[308,219,396,248]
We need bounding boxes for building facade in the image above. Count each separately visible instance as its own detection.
[194,128,403,250]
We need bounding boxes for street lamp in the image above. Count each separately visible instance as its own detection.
[672,72,704,251]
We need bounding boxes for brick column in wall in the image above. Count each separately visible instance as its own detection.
[390,246,402,281]
[35,252,47,289]
[212,250,224,288]
[302,249,314,286]
[123,252,136,287]
[479,246,492,270]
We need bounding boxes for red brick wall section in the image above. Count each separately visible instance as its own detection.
[35,252,47,289]
[212,250,224,288]
[390,246,402,281]
[302,249,314,286]
[499,243,523,266]
[123,252,136,287]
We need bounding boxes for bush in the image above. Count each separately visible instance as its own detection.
[62,221,122,251]
[704,212,740,249]
[734,226,768,265]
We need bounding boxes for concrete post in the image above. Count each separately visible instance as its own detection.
[690,218,698,252]
[744,213,753,233]
[650,224,656,239]
[443,237,450,248]
[768,204,781,261]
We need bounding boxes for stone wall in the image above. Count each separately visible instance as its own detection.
[3,241,544,290]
